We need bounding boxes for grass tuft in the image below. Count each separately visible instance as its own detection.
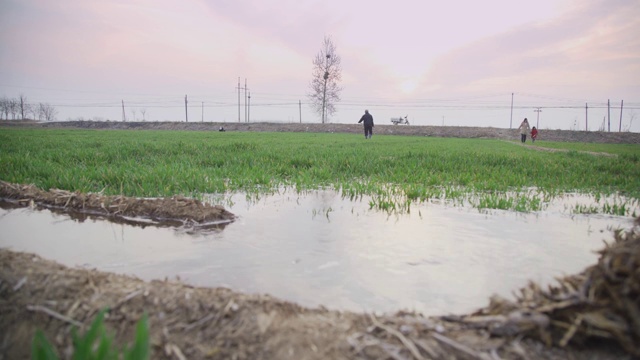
[31,309,149,360]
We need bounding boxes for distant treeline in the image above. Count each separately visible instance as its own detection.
[0,94,57,121]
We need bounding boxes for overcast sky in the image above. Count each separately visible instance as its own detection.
[1,0,639,131]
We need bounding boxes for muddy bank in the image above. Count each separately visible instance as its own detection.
[0,181,235,230]
[3,119,640,144]
[1,219,638,359]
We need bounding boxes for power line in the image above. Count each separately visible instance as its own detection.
[5,87,640,117]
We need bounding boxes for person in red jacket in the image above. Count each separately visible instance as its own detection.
[531,126,538,143]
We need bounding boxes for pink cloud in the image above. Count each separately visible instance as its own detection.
[420,0,640,99]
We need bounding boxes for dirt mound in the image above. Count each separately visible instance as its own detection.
[0,181,235,231]
[0,250,630,360]
[452,218,640,356]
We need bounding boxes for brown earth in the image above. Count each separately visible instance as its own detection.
[1,120,639,359]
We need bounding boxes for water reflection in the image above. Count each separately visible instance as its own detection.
[0,191,633,316]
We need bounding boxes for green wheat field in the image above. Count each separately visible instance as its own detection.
[1,128,639,216]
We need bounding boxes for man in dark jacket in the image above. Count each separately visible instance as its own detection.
[358,109,374,139]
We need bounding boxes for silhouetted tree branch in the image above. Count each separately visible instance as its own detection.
[307,35,342,123]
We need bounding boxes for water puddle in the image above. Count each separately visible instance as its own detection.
[0,190,634,316]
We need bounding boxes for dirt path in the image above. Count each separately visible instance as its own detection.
[505,141,618,157]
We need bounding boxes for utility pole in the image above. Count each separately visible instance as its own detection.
[244,78,248,122]
[585,103,588,131]
[619,100,624,132]
[20,97,25,119]
[607,99,610,132]
[248,91,251,123]
[237,77,241,122]
[121,100,126,122]
[509,92,514,128]
[299,100,302,123]
[534,107,542,128]
[201,101,204,122]
[184,95,188,122]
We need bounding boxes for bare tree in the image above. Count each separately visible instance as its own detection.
[0,97,9,120]
[24,103,34,120]
[39,103,57,121]
[7,98,19,119]
[140,108,147,121]
[131,108,137,122]
[308,35,342,123]
[624,111,636,132]
[30,103,42,120]
[18,94,28,119]
[0,95,51,121]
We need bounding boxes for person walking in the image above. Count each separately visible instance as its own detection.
[358,109,374,139]
[518,118,530,143]
[531,126,538,143]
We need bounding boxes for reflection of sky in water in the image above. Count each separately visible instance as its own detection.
[0,190,634,316]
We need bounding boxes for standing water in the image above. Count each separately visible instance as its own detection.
[0,190,633,316]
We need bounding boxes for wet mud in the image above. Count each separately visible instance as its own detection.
[0,181,235,231]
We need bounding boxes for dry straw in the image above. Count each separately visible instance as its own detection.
[465,217,640,355]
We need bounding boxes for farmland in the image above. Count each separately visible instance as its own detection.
[2,124,639,359]
[1,127,638,215]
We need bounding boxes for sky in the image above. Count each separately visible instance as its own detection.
[1,0,639,131]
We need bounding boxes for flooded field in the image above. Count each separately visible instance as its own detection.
[0,190,634,316]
